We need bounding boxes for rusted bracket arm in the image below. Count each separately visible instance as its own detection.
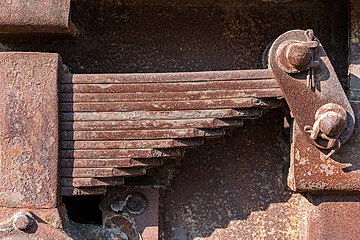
[268,29,360,193]
[268,29,355,158]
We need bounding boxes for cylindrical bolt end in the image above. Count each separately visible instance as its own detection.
[12,212,33,231]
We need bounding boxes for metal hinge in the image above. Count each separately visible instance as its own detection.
[268,29,355,159]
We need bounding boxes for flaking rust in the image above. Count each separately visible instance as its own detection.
[0,52,60,209]
[0,52,71,239]
[58,68,281,195]
[289,102,360,192]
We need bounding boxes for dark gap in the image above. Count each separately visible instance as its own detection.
[62,195,103,225]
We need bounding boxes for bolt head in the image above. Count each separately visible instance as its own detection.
[319,111,346,137]
[286,42,312,70]
[126,192,147,214]
[316,103,348,138]
[12,212,33,231]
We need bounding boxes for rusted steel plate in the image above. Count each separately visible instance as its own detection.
[60,89,282,102]
[0,52,60,208]
[0,0,76,35]
[60,158,162,168]
[60,177,125,187]
[60,148,183,159]
[60,108,262,121]
[60,98,268,112]
[60,168,146,178]
[0,208,70,239]
[61,129,225,141]
[61,69,274,84]
[269,29,355,148]
[306,195,360,240]
[58,68,281,193]
[60,187,106,196]
[60,80,278,93]
[60,118,243,131]
[288,101,360,191]
[60,139,203,150]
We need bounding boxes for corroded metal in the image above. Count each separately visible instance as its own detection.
[304,103,348,158]
[0,208,70,239]
[288,101,360,192]
[0,52,60,209]
[0,0,76,35]
[103,187,159,240]
[269,29,355,156]
[59,69,281,194]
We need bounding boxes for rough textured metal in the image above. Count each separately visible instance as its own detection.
[102,187,159,240]
[161,110,309,239]
[0,0,76,35]
[0,208,70,239]
[306,194,360,240]
[269,29,355,152]
[59,69,281,194]
[0,52,60,208]
[288,102,360,192]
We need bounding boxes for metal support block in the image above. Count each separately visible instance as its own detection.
[0,0,76,35]
[0,52,60,208]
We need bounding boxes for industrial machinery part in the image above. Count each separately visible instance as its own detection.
[0,29,358,239]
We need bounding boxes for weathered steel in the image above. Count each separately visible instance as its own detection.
[61,69,274,84]
[0,52,60,208]
[60,98,269,112]
[60,187,106,196]
[60,108,262,121]
[60,118,243,131]
[0,208,70,239]
[269,29,355,155]
[60,89,282,102]
[61,129,225,141]
[58,68,280,194]
[60,148,184,159]
[60,139,203,149]
[288,101,360,191]
[0,0,76,35]
[60,158,162,168]
[60,177,125,187]
[102,187,159,240]
[60,80,278,93]
[60,167,146,178]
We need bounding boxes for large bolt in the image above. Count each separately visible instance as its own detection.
[315,103,347,138]
[276,38,318,73]
[12,212,34,231]
[285,42,313,71]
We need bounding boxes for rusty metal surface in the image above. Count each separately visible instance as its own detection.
[306,194,360,240]
[59,69,281,195]
[0,208,71,240]
[0,1,353,239]
[269,30,355,153]
[0,52,60,209]
[0,0,76,35]
[288,101,360,192]
[102,187,159,240]
[160,110,309,239]
[62,187,159,239]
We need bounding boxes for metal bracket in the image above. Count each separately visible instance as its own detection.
[269,29,355,158]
